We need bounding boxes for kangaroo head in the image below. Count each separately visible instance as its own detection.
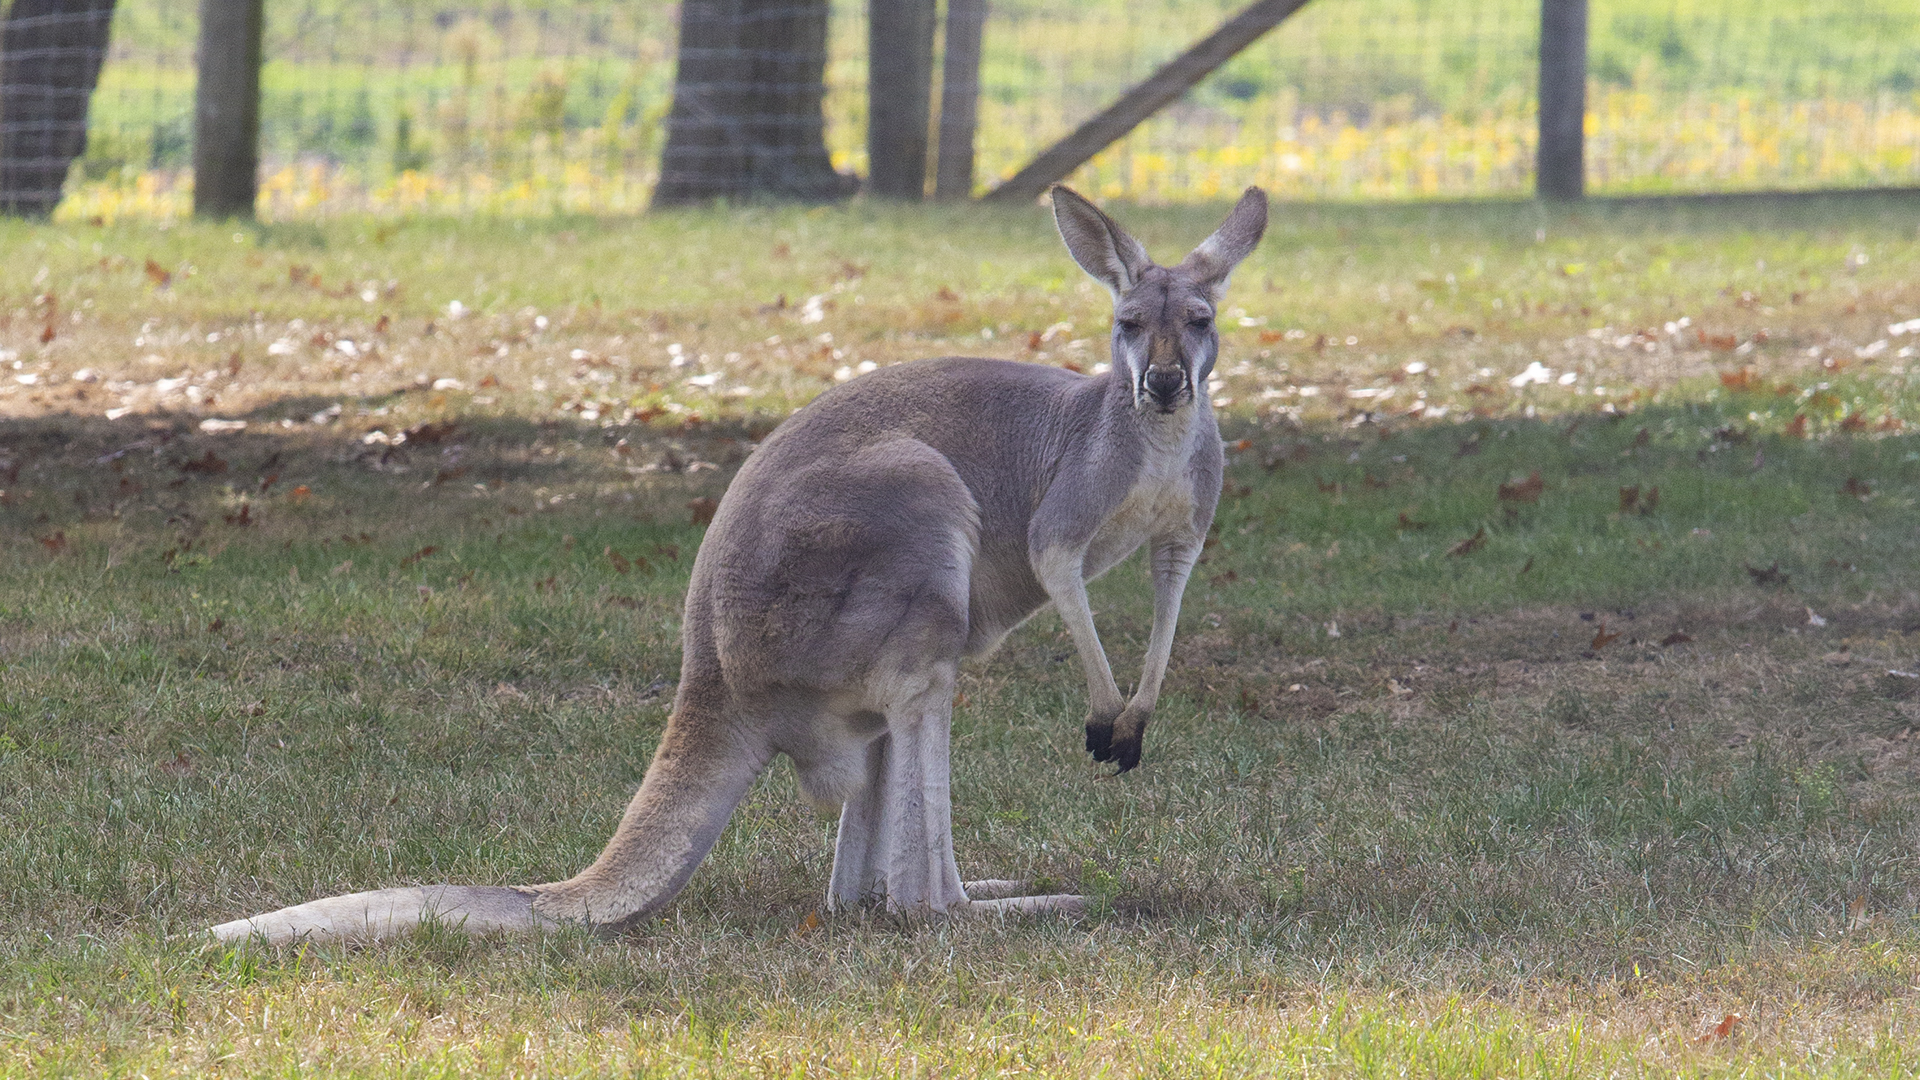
[1051,185,1268,414]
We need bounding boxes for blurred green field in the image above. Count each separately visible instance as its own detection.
[3,193,1920,1075]
[68,0,1920,216]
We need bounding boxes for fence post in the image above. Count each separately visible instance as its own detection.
[934,0,986,200]
[1536,0,1586,200]
[868,0,937,198]
[193,0,263,218]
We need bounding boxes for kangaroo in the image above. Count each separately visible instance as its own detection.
[206,185,1268,944]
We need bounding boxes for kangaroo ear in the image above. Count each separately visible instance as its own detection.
[1179,187,1268,301]
[1051,185,1152,299]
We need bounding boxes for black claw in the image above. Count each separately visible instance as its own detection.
[1085,722,1114,760]
[1110,737,1142,773]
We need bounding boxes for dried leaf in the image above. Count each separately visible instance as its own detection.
[1806,606,1828,628]
[1446,526,1487,557]
[1696,1013,1743,1044]
[1746,562,1789,587]
[794,909,823,938]
[1848,892,1869,930]
[144,259,172,287]
[223,502,253,526]
[606,547,631,574]
[178,450,228,475]
[1659,631,1693,646]
[1783,413,1808,438]
[605,595,641,609]
[688,497,720,525]
[1397,509,1428,531]
[406,420,458,445]
[1591,620,1623,650]
[157,751,194,776]
[289,484,312,504]
[1619,485,1640,513]
[432,466,469,486]
[1209,569,1239,586]
[1841,476,1872,499]
[400,545,439,568]
[36,530,67,554]
[1497,471,1544,503]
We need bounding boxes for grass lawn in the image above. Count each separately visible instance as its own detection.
[3,192,1920,1075]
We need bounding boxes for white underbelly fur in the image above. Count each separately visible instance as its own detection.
[1084,471,1195,578]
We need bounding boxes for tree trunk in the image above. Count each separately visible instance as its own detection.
[0,0,117,218]
[933,0,986,200]
[867,0,936,199]
[653,0,854,206]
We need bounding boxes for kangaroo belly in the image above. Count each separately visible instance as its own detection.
[1084,473,1196,578]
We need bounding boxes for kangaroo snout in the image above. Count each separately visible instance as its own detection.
[1142,366,1188,409]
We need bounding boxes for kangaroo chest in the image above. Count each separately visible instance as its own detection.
[1082,440,1199,578]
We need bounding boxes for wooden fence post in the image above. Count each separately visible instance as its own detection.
[868,0,937,198]
[1536,0,1587,200]
[193,0,263,218]
[984,0,1312,204]
[933,0,987,200]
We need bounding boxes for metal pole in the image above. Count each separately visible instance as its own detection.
[194,0,263,218]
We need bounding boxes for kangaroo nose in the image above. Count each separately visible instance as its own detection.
[1144,367,1186,405]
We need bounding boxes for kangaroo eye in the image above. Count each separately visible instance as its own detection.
[1188,316,1213,331]
[1116,319,1144,335]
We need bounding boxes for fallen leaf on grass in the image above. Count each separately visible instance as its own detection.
[1387,678,1413,697]
[606,596,641,609]
[1397,510,1428,531]
[1590,620,1623,650]
[1497,471,1544,503]
[400,545,439,567]
[1806,606,1828,627]
[1784,414,1808,438]
[37,531,67,554]
[1660,631,1693,646]
[178,450,228,475]
[1746,562,1790,587]
[1696,1013,1743,1044]
[156,751,194,776]
[206,617,223,632]
[144,259,172,287]
[288,484,312,504]
[794,910,823,938]
[40,322,55,344]
[406,420,459,445]
[330,559,353,575]
[1823,647,1851,666]
[688,497,720,525]
[1209,569,1238,586]
[1841,476,1873,499]
[1446,527,1487,557]
[432,466,469,486]
[223,502,252,526]
[1848,892,1869,931]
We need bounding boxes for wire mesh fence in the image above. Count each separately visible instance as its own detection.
[36,0,1920,218]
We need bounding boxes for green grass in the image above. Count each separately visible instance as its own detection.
[3,194,1920,1075]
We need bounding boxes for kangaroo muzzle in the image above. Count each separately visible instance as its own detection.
[1142,366,1188,410]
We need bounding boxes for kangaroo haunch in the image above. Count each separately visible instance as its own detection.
[207,185,1269,944]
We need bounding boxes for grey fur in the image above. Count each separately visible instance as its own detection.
[205,186,1268,944]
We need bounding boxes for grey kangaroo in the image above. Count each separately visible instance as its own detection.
[207,184,1268,943]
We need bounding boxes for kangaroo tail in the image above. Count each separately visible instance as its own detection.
[205,696,769,945]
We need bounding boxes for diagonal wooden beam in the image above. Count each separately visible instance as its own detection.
[983,0,1315,203]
